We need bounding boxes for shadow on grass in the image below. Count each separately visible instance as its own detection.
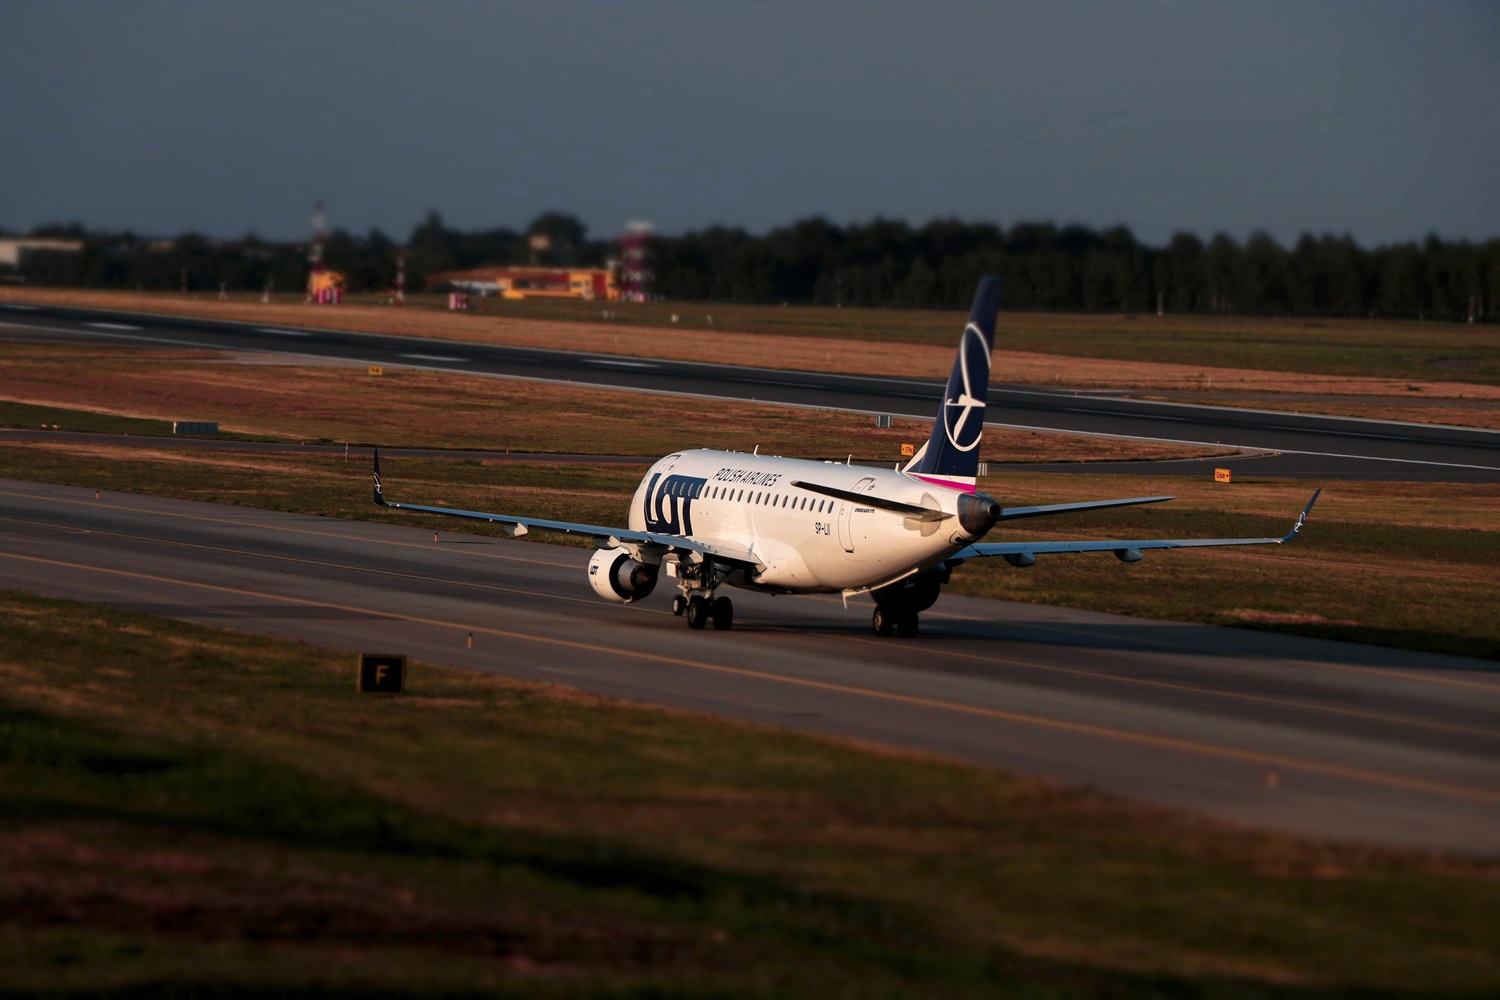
[0,702,964,988]
[1236,620,1500,663]
[2,701,1399,997]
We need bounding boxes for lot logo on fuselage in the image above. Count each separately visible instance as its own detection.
[644,472,707,534]
[942,322,990,453]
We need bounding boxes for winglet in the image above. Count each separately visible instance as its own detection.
[1282,489,1320,542]
[372,448,386,506]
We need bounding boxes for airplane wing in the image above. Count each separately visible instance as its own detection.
[951,490,1319,566]
[371,451,762,568]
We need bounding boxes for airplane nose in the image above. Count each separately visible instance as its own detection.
[957,491,1002,540]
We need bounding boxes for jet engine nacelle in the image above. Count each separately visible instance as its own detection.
[587,548,660,603]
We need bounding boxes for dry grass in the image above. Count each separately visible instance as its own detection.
[7,288,1498,409]
[958,474,1500,658]
[0,344,1228,463]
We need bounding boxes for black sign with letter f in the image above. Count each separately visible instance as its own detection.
[358,654,405,694]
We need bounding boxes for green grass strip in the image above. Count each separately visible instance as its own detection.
[0,590,1497,994]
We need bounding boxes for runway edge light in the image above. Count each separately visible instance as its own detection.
[358,653,406,694]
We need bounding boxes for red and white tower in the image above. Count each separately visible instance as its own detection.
[305,200,342,304]
[618,221,653,303]
[309,200,326,272]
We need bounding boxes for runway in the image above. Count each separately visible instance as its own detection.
[4,302,1498,482]
[3,477,1496,855]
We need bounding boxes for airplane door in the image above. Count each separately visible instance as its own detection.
[837,477,876,553]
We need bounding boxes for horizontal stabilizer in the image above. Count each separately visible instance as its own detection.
[998,495,1174,521]
[955,490,1320,563]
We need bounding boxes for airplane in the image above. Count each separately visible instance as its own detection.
[372,276,1318,636]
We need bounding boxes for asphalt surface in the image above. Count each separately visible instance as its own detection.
[2,477,1496,855]
[4,301,1498,854]
[4,301,1498,482]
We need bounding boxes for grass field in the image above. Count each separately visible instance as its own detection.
[13,286,1497,383]
[6,290,1499,427]
[3,291,1499,990]
[439,292,1500,384]
[0,343,1228,462]
[3,590,1497,994]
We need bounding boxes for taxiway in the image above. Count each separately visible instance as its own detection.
[2,477,1495,855]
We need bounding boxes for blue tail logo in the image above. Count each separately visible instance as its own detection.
[942,321,989,453]
[904,277,1000,490]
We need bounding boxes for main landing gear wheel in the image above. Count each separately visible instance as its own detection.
[710,596,734,631]
[685,595,710,630]
[671,594,687,617]
[872,608,919,638]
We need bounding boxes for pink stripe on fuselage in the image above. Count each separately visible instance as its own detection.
[910,473,976,494]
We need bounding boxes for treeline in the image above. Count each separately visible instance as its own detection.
[6,214,1497,321]
[652,218,1498,321]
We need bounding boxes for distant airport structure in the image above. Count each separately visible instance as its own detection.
[426,265,620,301]
[426,222,652,303]
[305,200,345,303]
[0,238,84,267]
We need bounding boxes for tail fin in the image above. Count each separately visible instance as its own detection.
[372,448,386,506]
[902,276,1000,492]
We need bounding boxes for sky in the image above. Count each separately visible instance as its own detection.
[2,1,1496,249]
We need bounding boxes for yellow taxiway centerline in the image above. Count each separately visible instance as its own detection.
[2,546,1496,807]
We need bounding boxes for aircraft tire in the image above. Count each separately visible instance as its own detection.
[671,594,687,616]
[895,613,920,638]
[686,596,709,630]
[872,607,895,637]
[711,596,734,631]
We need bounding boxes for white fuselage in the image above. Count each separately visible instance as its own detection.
[626,449,974,593]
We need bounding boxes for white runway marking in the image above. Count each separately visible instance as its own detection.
[399,353,468,363]
[587,358,660,369]
[738,378,820,388]
[256,327,312,337]
[86,322,140,331]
